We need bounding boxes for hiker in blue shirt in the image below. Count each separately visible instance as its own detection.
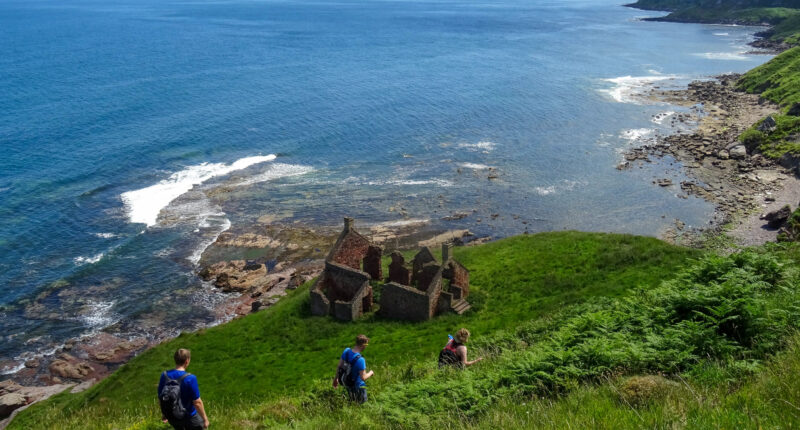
[157,348,210,429]
[332,334,373,403]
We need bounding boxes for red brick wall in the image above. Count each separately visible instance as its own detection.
[331,232,370,270]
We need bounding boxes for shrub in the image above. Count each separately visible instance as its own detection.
[739,129,766,149]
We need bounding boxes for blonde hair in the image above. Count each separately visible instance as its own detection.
[356,334,370,346]
[174,348,191,366]
[454,328,470,344]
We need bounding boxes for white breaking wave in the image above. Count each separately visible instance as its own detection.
[363,178,454,187]
[233,162,314,186]
[651,111,675,125]
[189,217,231,265]
[600,75,677,104]
[74,253,105,266]
[120,154,277,227]
[713,32,730,36]
[534,180,583,196]
[620,128,656,143]
[80,300,120,330]
[371,218,430,228]
[0,362,25,376]
[694,52,748,61]
[458,162,493,170]
[93,232,118,239]
[457,141,497,151]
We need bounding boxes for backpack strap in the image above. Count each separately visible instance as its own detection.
[349,353,361,366]
[177,373,191,383]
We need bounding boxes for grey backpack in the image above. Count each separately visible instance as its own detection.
[337,352,361,388]
[159,371,190,420]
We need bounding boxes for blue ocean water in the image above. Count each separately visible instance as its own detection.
[0,0,772,372]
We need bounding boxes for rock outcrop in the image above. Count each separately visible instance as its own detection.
[761,204,792,228]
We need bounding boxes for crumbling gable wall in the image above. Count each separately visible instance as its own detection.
[388,252,411,285]
[362,245,383,281]
[327,218,371,271]
[311,218,376,321]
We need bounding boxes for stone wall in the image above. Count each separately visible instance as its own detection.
[362,245,383,280]
[325,261,370,302]
[310,287,330,316]
[379,282,431,321]
[388,252,411,285]
[416,263,440,292]
[448,261,470,298]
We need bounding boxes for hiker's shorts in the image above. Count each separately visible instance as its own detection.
[168,413,205,430]
[347,386,368,403]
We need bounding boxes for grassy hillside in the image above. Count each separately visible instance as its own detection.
[9,232,800,429]
[9,232,699,429]
[737,46,800,159]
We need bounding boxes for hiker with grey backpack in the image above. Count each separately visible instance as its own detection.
[333,334,373,403]
[158,348,210,429]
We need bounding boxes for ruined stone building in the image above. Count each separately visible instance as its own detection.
[310,217,471,321]
[380,242,471,321]
[310,217,382,321]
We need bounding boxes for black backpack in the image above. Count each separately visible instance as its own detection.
[159,371,190,421]
[337,352,361,388]
[438,341,461,368]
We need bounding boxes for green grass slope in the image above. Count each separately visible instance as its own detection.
[9,232,699,429]
[10,233,800,429]
[737,46,800,159]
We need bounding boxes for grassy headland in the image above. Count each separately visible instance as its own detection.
[627,0,800,45]
[10,232,800,429]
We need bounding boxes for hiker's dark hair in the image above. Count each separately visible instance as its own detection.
[174,348,191,366]
[356,334,370,346]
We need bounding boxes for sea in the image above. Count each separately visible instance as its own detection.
[0,0,773,374]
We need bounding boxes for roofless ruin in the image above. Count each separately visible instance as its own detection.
[310,217,471,321]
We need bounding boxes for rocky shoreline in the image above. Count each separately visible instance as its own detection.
[620,74,799,247]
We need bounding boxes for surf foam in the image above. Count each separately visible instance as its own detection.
[651,111,675,125]
[694,52,748,61]
[233,162,313,186]
[458,162,493,170]
[457,141,497,151]
[620,128,656,143]
[121,154,277,227]
[600,75,676,104]
[74,253,105,266]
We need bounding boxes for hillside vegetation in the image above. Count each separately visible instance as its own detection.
[9,233,800,429]
[738,46,800,159]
